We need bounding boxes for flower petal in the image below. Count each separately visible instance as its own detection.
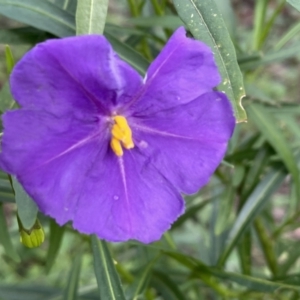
[130,92,235,194]
[0,108,106,225]
[73,150,184,243]
[10,35,142,116]
[0,110,183,243]
[0,108,103,169]
[129,27,221,115]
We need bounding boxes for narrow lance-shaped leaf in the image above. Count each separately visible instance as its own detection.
[164,250,300,293]
[0,2,148,76]
[151,271,186,300]
[0,0,75,37]
[0,203,20,262]
[45,219,66,273]
[126,256,159,299]
[218,167,286,266]
[0,82,15,113]
[0,285,61,300]
[0,27,50,45]
[248,104,300,200]
[173,0,247,122]
[50,0,78,14]
[63,253,82,300]
[5,44,14,75]
[76,0,109,35]
[12,177,38,230]
[252,0,268,51]
[91,236,126,300]
[287,0,300,12]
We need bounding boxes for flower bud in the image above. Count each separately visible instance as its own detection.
[18,218,45,248]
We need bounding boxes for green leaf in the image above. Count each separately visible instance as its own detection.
[248,104,300,200]
[241,147,270,199]
[173,0,247,122]
[208,269,299,293]
[275,21,300,49]
[0,2,149,76]
[0,192,15,203]
[45,219,65,273]
[0,285,61,300]
[238,231,252,275]
[0,203,20,262]
[215,185,234,235]
[254,218,278,276]
[280,242,300,275]
[0,82,15,113]
[63,253,82,300]
[0,27,50,44]
[240,41,300,70]
[151,271,186,300]
[218,167,286,266]
[91,236,126,300]
[49,0,77,14]
[5,45,15,75]
[280,115,300,146]
[164,250,300,293]
[126,256,159,299]
[0,0,75,37]
[214,0,236,38]
[252,0,268,51]
[172,197,211,229]
[11,177,38,230]
[287,0,300,11]
[129,15,183,29]
[76,0,108,35]
[258,0,285,50]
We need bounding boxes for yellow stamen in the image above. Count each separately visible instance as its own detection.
[110,137,123,156]
[110,115,134,156]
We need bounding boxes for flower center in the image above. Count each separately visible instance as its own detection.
[110,115,134,156]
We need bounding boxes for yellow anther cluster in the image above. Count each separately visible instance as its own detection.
[110,115,134,156]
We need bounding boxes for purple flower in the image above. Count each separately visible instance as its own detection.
[0,27,235,243]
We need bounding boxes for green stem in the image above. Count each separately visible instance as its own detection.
[127,0,139,16]
[115,263,134,283]
[164,231,176,250]
[254,218,278,276]
[127,0,152,60]
[252,0,269,51]
[195,273,237,298]
[258,0,286,49]
[237,231,252,275]
[150,0,164,15]
[272,209,300,238]
[150,0,172,37]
